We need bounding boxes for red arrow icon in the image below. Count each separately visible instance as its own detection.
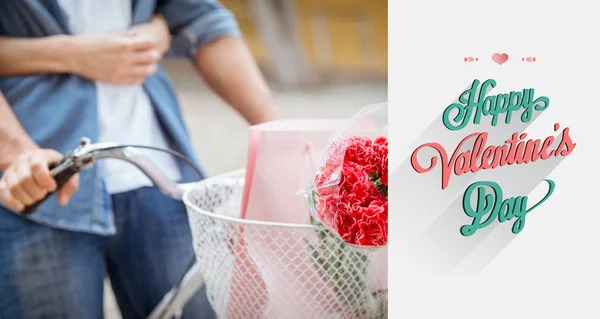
[521,56,537,63]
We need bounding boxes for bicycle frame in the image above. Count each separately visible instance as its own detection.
[89,143,206,319]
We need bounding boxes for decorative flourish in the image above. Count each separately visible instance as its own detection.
[521,57,537,62]
[464,57,479,62]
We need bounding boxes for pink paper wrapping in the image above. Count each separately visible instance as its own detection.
[234,119,348,317]
[241,119,347,223]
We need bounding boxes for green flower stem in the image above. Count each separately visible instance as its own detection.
[369,171,387,197]
[309,215,370,316]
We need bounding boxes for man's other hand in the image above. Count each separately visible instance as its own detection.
[124,14,172,56]
[0,149,79,212]
[69,33,162,85]
[67,15,171,85]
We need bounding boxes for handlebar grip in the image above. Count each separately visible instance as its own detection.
[21,164,80,216]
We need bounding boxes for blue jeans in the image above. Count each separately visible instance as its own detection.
[0,187,216,319]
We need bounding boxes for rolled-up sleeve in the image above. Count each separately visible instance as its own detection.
[156,0,242,59]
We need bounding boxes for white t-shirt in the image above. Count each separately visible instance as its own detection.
[57,0,182,194]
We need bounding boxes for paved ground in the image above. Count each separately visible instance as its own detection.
[103,60,387,318]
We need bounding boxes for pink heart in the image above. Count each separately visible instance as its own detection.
[492,53,509,65]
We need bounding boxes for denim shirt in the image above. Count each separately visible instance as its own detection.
[0,0,241,235]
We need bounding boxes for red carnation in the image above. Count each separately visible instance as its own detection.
[316,194,338,229]
[355,204,387,246]
[373,137,388,185]
[336,212,360,244]
[338,161,375,201]
[344,136,377,172]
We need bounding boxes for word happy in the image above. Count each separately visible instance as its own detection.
[410,79,577,236]
[442,79,550,130]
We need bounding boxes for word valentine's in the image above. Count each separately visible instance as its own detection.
[410,79,577,236]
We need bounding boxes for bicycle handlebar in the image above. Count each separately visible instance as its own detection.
[21,137,202,216]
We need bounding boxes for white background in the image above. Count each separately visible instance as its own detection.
[389,0,600,317]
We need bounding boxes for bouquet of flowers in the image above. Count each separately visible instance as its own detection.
[311,135,388,246]
[305,103,388,318]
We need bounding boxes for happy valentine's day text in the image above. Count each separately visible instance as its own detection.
[410,79,576,236]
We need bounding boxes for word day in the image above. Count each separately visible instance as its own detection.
[460,180,555,236]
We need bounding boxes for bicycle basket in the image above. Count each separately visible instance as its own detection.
[183,170,388,319]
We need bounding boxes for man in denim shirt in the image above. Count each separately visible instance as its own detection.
[0,0,277,318]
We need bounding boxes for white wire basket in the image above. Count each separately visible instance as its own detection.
[183,170,388,319]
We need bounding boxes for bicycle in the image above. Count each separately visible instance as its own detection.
[23,137,388,319]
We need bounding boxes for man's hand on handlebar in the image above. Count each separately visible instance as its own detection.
[0,149,79,212]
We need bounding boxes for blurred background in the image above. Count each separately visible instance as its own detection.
[106,0,387,317]
[179,0,387,176]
